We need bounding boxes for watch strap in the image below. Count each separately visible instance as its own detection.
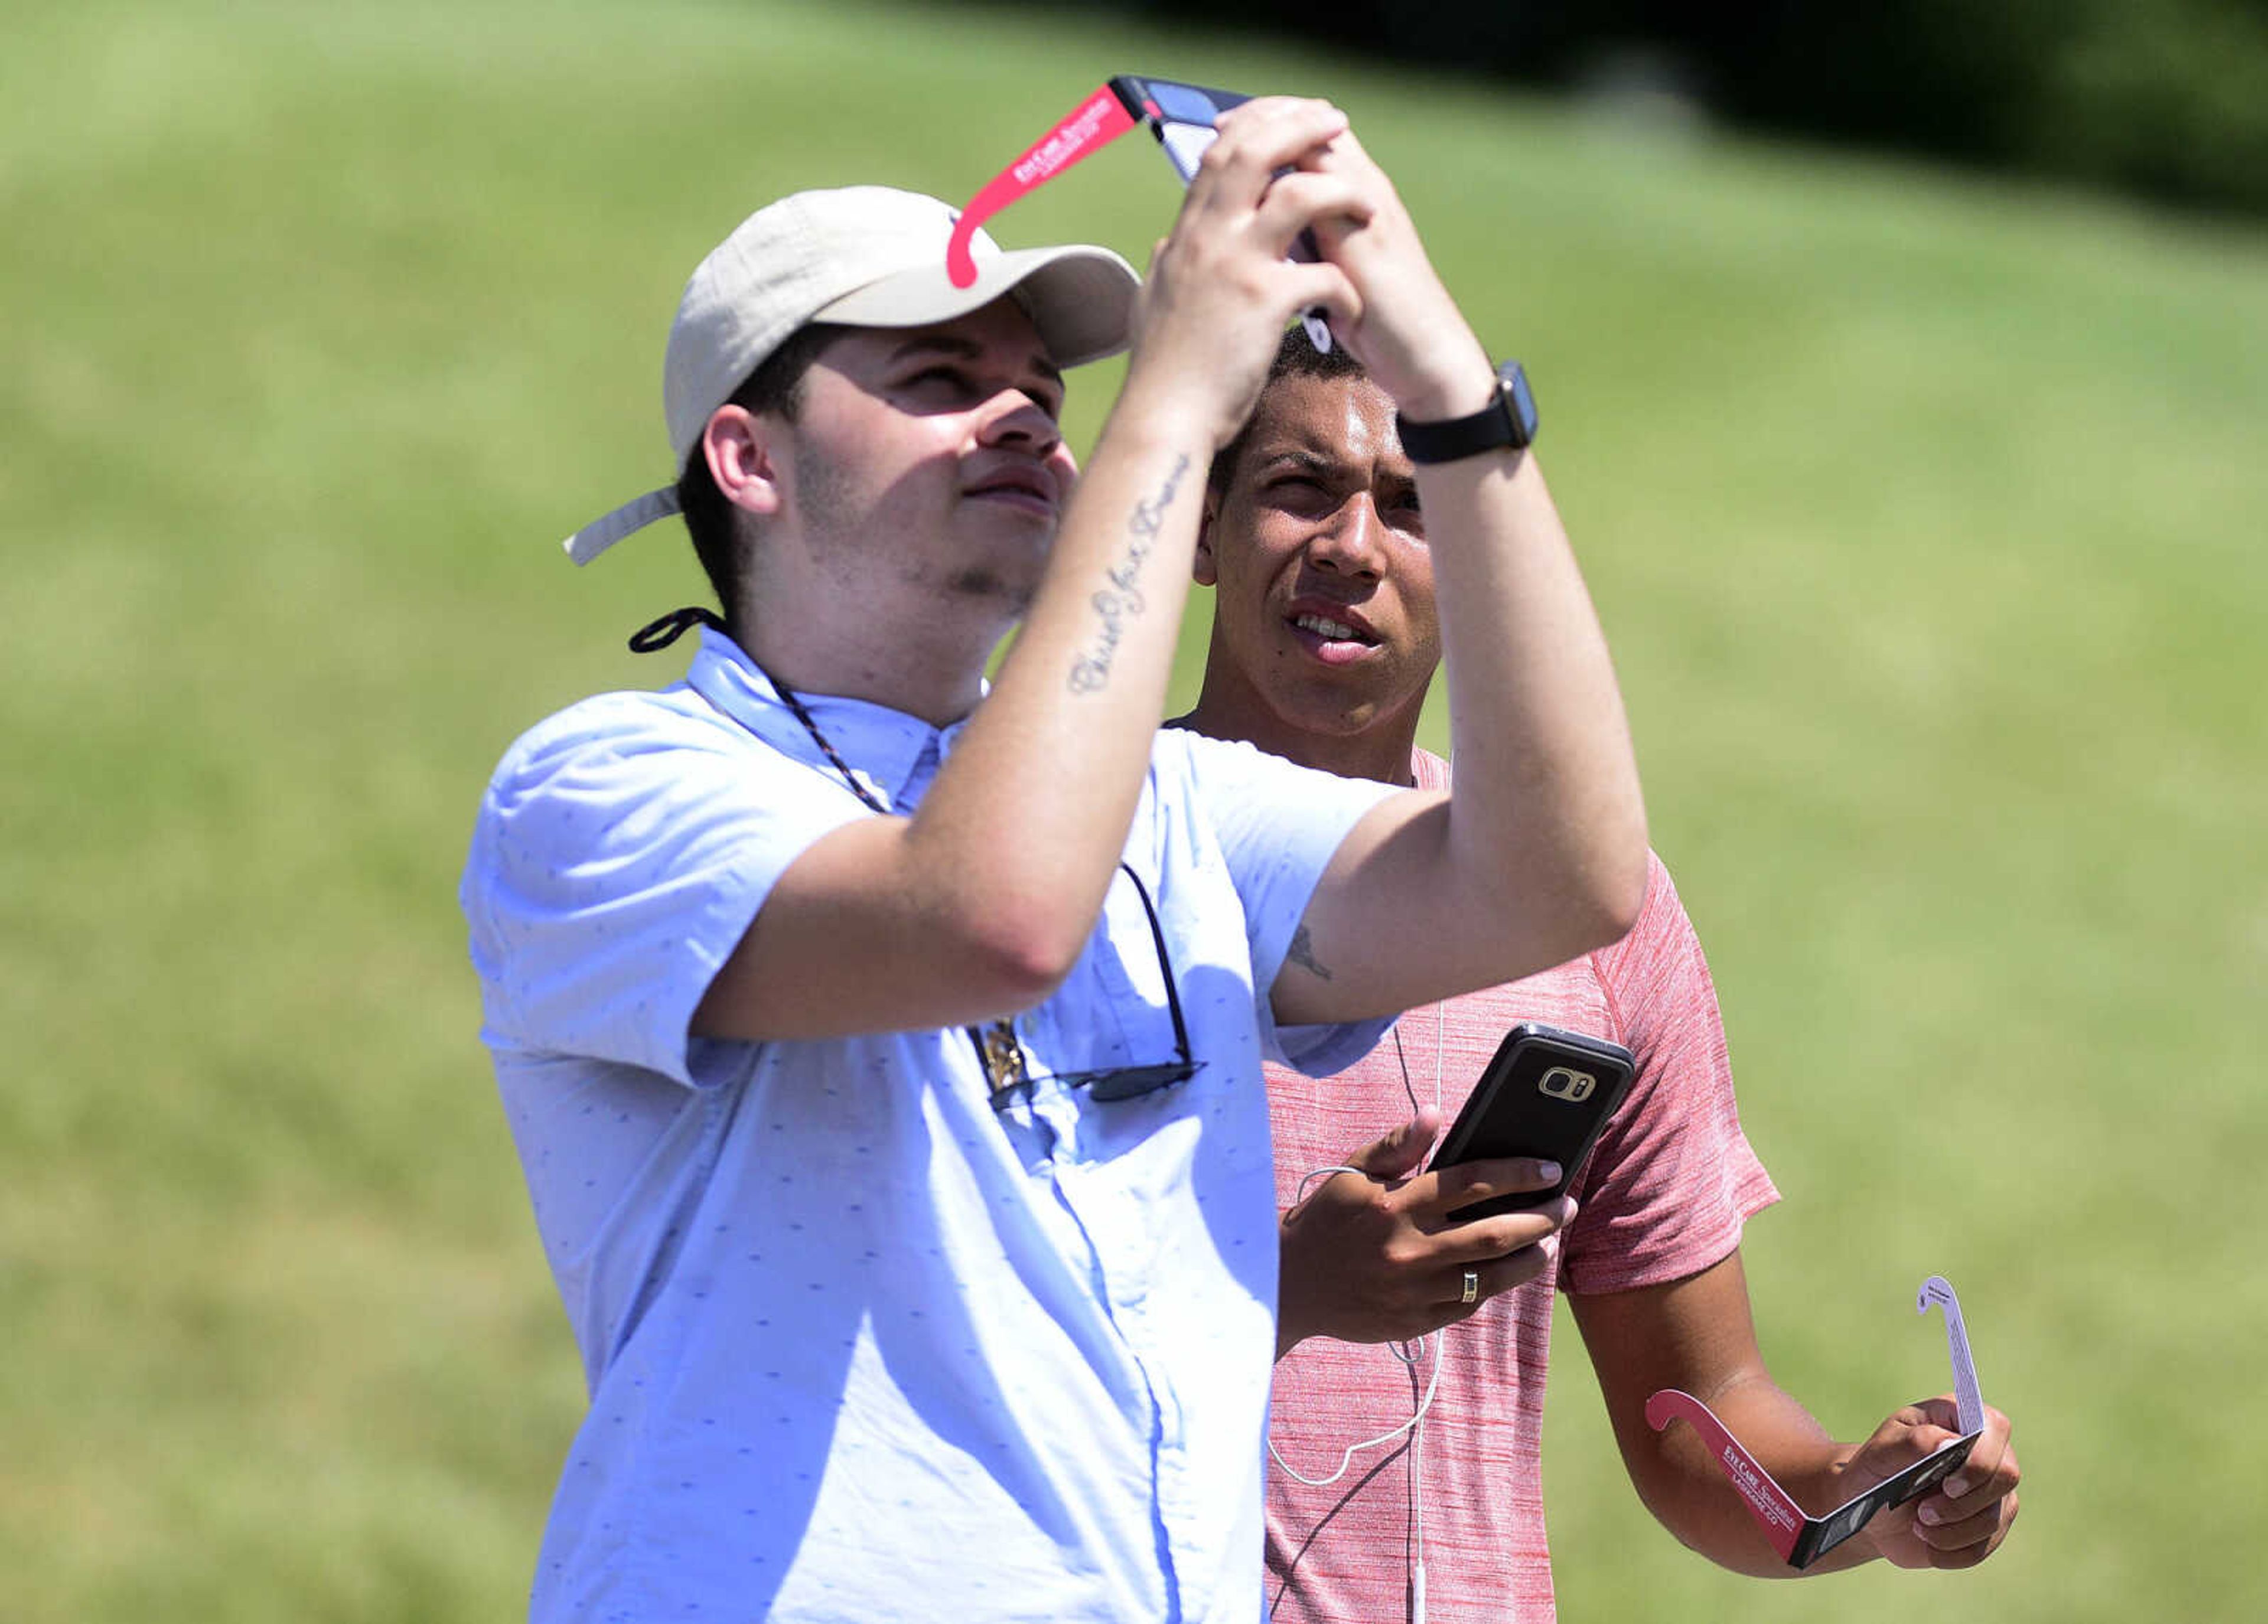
[1396,360,1537,465]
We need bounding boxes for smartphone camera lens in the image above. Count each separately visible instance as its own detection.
[1541,1067,1594,1102]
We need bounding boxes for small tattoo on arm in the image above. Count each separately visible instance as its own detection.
[1069,452,1190,695]
[1286,924,1334,983]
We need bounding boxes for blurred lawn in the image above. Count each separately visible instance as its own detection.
[3,1,2264,1620]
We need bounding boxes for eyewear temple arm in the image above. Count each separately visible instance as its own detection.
[946,83,1140,288]
[1920,1273,1986,1436]
[1641,1388,1810,1563]
[946,74,1333,354]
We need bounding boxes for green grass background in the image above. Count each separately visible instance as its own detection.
[4,0,2263,1619]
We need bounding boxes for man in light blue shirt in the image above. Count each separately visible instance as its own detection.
[465,100,1649,1622]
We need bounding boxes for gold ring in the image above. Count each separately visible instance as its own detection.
[1460,1269,1480,1306]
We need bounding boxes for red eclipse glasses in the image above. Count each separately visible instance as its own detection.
[1646,1275,1990,1570]
[947,75,1332,353]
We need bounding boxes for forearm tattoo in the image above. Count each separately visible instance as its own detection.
[1286,924,1334,983]
[1069,452,1189,695]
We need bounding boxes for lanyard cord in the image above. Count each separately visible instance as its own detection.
[650,610,1027,1093]
[752,655,1025,1091]
[684,623,1175,1103]
[626,606,903,820]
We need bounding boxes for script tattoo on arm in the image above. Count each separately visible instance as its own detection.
[1069,452,1190,695]
[1285,924,1334,983]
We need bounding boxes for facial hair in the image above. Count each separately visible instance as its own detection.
[792,436,1040,612]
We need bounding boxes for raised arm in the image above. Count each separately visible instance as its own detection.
[1265,131,1649,1027]
[695,101,1379,1042]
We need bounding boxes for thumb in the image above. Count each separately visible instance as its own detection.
[1347,1107,1443,1182]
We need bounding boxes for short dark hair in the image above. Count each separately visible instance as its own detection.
[1207,327,1372,496]
[676,322,851,619]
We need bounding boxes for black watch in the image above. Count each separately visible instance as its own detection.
[1395,360,1538,465]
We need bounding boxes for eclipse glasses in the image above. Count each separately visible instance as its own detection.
[1647,1274,1990,1569]
[949,74,1333,353]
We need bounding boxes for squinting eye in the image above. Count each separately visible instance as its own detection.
[912,367,1061,422]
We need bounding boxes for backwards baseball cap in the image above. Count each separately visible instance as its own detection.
[563,185,1141,565]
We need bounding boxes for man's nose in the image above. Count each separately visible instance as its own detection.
[1304,495,1384,579]
[975,387,1062,458]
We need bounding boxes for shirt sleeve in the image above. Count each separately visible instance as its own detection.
[1168,733,1401,1077]
[460,695,863,1088]
[1559,852,1780,1294]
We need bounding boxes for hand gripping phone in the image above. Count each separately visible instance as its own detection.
[1428,1022,1635,1222]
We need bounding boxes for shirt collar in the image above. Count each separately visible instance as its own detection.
[680,626,975,813]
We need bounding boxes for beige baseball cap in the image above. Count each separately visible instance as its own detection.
[563,185,1140,565]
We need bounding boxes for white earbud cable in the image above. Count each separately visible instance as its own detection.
[1271,1003,1448,1624]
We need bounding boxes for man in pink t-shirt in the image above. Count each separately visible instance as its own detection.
[1176,331,2022,1621]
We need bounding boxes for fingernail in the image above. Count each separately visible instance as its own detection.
[1537,1162,1561,1183]
[1944,1476,1972,1498]
[1917,1504,1943,1525]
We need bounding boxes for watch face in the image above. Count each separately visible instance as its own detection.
[1500,361,1539,445]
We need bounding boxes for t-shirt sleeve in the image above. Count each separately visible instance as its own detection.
[460,697,863,1088]
[1169,733,1401,1077]
[1559,852,1780,1294]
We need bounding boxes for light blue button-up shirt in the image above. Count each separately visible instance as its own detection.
[462,630,1396,1623]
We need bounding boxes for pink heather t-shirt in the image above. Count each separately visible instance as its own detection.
[1264,749,1779,1624]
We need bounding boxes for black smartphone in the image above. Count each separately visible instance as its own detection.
[1429,1022,1635,1222]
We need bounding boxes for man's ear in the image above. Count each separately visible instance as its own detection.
[1192,485,1221,588]
[704,406,784,520]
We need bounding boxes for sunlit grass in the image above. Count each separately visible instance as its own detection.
[4,1,2263,1619]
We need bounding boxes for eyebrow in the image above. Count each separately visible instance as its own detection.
[888,333,1064,393]
[1249,446,1335,476]
[1251,445,1420,492]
